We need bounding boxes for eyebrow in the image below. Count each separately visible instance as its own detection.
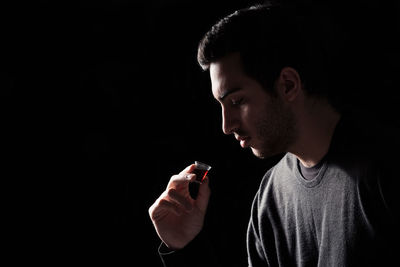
[218,87,242,101]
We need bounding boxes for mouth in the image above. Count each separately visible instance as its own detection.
[235,135,251,148]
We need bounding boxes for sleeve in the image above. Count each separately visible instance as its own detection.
[158,230,221,267]
[246,191,270,267]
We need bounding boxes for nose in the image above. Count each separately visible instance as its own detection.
[222,106,238,135]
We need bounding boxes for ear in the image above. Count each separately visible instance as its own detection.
[276,67,302,102]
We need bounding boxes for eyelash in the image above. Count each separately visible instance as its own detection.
[231,98,243,106]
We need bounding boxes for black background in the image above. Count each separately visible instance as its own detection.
[3,0,399,266]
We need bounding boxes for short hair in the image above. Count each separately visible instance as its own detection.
[197,3,346,109]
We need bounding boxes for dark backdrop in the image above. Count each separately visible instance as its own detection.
[3,0,399,266]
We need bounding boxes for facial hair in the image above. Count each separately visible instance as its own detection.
[252,98,297,159]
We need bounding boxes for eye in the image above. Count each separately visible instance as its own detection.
[231,98,243,106]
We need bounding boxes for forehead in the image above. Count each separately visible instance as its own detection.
[209,53,247,100]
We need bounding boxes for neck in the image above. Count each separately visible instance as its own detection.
[289,98,341,168]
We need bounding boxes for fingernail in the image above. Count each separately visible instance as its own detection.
[186,174,195,180]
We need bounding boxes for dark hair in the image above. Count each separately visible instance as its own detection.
[197,3,347,108]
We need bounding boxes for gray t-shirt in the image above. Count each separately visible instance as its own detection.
[247,115,399,266]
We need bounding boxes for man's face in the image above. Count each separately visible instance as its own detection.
[210,53,296,158]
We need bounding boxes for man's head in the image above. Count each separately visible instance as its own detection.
[197,4,339,158]
[209,52,298,158]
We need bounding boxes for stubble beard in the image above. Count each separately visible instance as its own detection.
[252,100,297,159]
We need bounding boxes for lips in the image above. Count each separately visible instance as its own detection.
[235,135,250,148]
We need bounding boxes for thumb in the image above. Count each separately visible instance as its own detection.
[195,177,211,213]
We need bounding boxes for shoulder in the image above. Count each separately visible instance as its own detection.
[254,153,297,206]
[330,112,400,217]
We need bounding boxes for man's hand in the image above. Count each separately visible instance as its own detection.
[148,164,211,250]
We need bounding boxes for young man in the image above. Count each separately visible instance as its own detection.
[149,4,398,266]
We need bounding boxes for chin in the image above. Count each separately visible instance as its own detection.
[251,147,281,159]
[251,147,267,159]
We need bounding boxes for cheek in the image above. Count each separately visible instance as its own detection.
[239,105,251,125]
[241,104,263,130]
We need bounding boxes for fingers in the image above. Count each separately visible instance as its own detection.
[167,174,193,192]
[168,188,193,211]
[149,198,182,220]
[167,165,197,190]
[196,176,211,212]
[179,164,196,175]
[149,186,194,221]
[149,164,211,223]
